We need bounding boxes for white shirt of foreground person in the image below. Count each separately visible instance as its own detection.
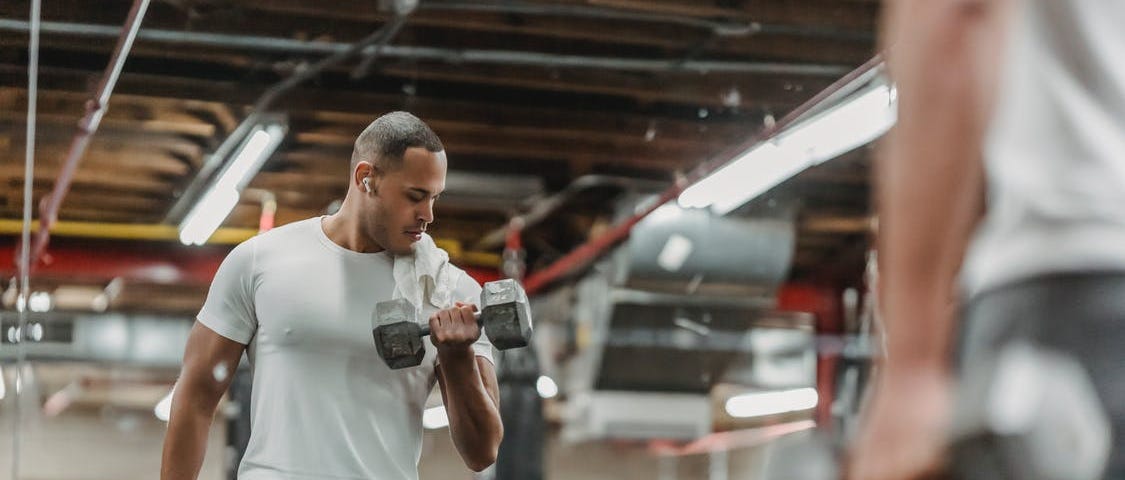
[962,0,1125,296]
[196,216,493,480]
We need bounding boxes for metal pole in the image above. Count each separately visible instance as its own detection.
[27,0,152,265]
[12,0,42,475]
[709,450,729,480]
[420,1,874,41]
[658,456,678,480]
[0,19,852,77]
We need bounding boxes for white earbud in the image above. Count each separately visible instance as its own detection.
[362,177,372,193]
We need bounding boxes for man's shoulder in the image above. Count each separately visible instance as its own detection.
[258,217,317,241]
[225,217,320,268]
[242,217,317,250]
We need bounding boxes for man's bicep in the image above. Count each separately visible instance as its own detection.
[179,321,245,401]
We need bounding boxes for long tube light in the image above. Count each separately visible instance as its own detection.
[679,82,896,215]
[179,123,286,246]
[724,387,819,418]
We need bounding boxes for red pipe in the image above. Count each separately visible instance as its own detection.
[778,283,845,428]
[26,0,151,268]
[523,185,683,294]
[520,54,887,295]
[648,420,816,457]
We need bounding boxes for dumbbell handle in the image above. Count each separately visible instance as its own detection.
[416,311,482,338]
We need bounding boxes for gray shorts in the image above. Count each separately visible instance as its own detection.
[959,272,1125,479]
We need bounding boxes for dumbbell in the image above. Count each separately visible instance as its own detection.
[372,278,533,369]
[764,343,1110,480]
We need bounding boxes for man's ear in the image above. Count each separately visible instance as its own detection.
[354,161,383,194]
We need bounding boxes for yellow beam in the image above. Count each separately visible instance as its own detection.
[0,219,503,267]
[0,219,257,244]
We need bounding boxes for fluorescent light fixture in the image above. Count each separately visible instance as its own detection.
[422,406,449,429]
[154,385,175,422]
[0,365,6,401]
[724,387,819,418]
[679,82,896,215]
[179,123,286,245]
[536,375,559,399]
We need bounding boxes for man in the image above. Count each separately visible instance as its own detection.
[851,0,1125,479]
[161,112,503,480]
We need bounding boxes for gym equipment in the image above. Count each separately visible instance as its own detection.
[372,278,533,369]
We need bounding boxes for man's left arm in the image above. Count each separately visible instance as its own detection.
[431,303,503,472]
[849,1,1017,480]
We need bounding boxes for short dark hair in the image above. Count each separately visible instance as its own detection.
[350,111,444,172]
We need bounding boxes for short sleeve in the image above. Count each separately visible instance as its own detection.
[455,271,495,366]
[197,239,258,345]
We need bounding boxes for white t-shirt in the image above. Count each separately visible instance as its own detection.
[961,0,1125,296]
[196,216,493,480]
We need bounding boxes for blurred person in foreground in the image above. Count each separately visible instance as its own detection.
[850,1,1125,479]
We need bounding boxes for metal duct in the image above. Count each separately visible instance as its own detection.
[610,202,796,296]
[562,201,800,397]
[0,313,191,369]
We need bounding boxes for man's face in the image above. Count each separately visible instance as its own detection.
[365,147,447,256]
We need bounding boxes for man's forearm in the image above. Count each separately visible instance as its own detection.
[879,0,1011,375]
[161,401,216,480]
[437,348,503,472]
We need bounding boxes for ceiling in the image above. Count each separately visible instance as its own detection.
[0,0,881,313]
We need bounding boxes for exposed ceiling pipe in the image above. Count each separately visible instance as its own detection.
[520,55,887,295]
[523,185,683,294]
[473,174,668,251]
[420,0,874,41]
[648,420,816,456]
[25,0,151,266]
[240,189,277,233]
[0,19,852,77]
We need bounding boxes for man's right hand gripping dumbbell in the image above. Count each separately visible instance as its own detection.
[372,278,533,369]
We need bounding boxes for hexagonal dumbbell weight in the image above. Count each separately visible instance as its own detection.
[372,278,533,369]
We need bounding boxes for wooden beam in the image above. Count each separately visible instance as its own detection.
[297,111,718,151]
[0,86,230,136]
[0,110,215,138]
[0,165,173,194]
[292,129,709,170]
[374,63,823,109]
[0,65,751,141]
[2,145,192,177]
[12,188,171,213]
[7,121,207,159]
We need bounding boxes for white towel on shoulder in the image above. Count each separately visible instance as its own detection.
[391,233,459,313]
